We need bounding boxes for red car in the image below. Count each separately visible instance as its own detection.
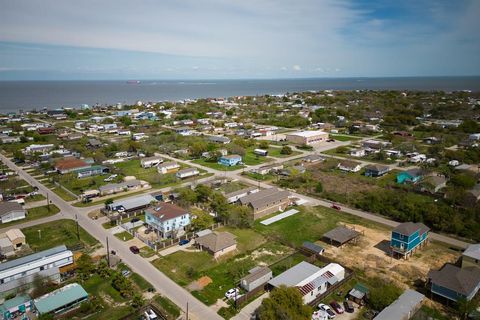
[331,204,341,210]
[330,301,344,314]
[129,246,140,254]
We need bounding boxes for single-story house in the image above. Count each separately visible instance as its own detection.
[87,138,102,148]
[302,154,325,163]
[349,149,366,157]
[141,156,163,168]
[218,155,242,166]
[157,161,180,174]
[207,135,231,144]
[0,202,26,224]
[176,168,200,179]
[374,289,424,320]
[268,261,345,305]
[323,226,361,247]
[337,160,362,173]
[240,266,273,292]
[54,157,91,174]
[428,264,480,302]
[396,169,423,184]
[462,243,480,270]
[417,176,447,194]
[34,283,88,315]
[224,186,259,203]
[99,179,149,196]
[239,187,290,220]
[195,231,237,259]
[106,194,155,213]
[364,164,390,177]
[76,165,109,178]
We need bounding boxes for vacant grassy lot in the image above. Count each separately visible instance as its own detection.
[330,134,362,141]
[57,173,116,196]
[24,194,46,202]
[22,219,98,251]
[0,204,59,228]
[51,187,78,201]
[243,148,272,165]
[266,146,301,158]
[114,231,134,241]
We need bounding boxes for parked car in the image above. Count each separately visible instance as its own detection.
[318,304,335,319]
[329,301,344,314]
[129,246,140,254]
[327,139,335,142]
[225,288,239,300]
[131,217,140,223]
[331,204,341,210]
[110,250,116,255]
[144,309,158,320]
[343,301,354,313]
[179,239,190,246]
[121,269,131,277]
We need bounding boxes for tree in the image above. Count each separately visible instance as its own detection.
[190,209,214,230]
[315,182,323,193]
[77,253,95,281]
[280,146,293,155]
[132,293,145,309]
[112,272,134,298]
[228,205,253,228]
[368,279,402,311]
[178,187,198,206]
[257,285,313,320]
[194,184,213,203]
[456,297,478,320]
[451,173,476,189]
[189,141,208,158]
[259,141,270,149]
[96,259,111,278]
[105,198,113,207]
[210,192,229,221]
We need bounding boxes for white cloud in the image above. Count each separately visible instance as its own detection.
[292,65,302,71]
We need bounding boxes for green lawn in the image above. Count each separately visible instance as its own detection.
[51,187,78,201]
[56,174,115,196]
[139,246,157,258]
[243,172,276,182]
[130,272,151,291]
[266,147,301,158]
[73,190,147,207]
[22,219,98,251]
[24,194,46,202]
[0,204,59,229]
[193,159,242,171]
[82,274,126,303]
[243,149,271,165]
[114,231,134,241]
[330,134,362,141]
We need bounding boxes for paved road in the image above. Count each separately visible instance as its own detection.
[0,153,222,320]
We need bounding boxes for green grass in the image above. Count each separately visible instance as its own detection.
[72,190,147,207]
[243,148,272,165]
[56,174,115,196]
[330,134,362,141]
[51,187,78,201]
[243,172,276,181]
[140,246,157,258]
[130,272,151,291]
[153,295,181,319]
[24,194,46,202]
[0,204,59,228]
[22,219,98,251]
[83,274,127,303]
[193,159,242,171]
[266,147,301,158]
[114,231,134,241]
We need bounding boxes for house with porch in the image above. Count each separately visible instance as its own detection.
[391,222,430,259]
[144,203,190,239]
[218,155,242,166]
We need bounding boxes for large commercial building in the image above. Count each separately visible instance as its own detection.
[286,130,329,145]
[0,246,73,296]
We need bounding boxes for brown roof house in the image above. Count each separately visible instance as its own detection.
[239,188,290,220]
[195,231,237,259]
[144,203,190,239]
[0,202,26,224]
[5,228,26,250]
[54,157,91,174]
[428,264,480,302]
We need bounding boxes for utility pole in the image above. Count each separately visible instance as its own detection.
[186,302,189,320]
[46,192,50,210]
[106,237,110,267]
[75,214,80,240]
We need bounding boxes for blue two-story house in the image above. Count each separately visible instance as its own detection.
[396,169,423,184]
[391,222,430,259]
[428,264,480,302]
[218,154,242,167]
[145,203,190,239]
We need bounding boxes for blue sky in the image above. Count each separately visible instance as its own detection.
[0,0,479,80]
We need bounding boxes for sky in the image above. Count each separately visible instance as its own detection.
[0,0,479,80]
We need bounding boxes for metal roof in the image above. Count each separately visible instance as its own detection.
[268,261,320,288]
[0,245,68,272]
[302,241,325,254]
[34,283,88,314]
[110,194,155,211]
[463,244,480,261]
[374,289,424,320]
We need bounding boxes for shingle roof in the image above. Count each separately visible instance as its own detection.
[323,226,361,244]
[393,222,429,236]
[55,157,89,171]
[463,244,480,261]
[0,202,24,216]
[196,231,236,253]
[364,164,389,172]
[239,188,290,208]
[145,203,188,222]
[428,264,480,296]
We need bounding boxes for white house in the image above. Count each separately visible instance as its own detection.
[0,246,73,295]
[268,262,345,304]
[224,186,260,203]
[140,156,163,168]
[0,202,26,224]
[157,161,181,174]
[337,161,362,173]
[176,168,199,179]
[349,149,366,157]
[144,203,190,238]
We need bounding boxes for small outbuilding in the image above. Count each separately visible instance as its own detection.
[323,226,361,247]
[301,241,325,256]
[348,283,369,305]
[195,231,237,259]
[240,266,273,292]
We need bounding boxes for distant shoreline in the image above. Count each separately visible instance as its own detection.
[1,76,479,113]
